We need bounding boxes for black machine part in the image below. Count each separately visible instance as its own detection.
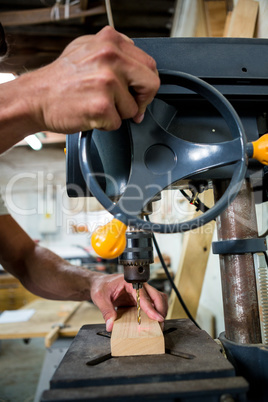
[41,320,248,402]
[118,231,153,286]
[78,70,247,234]
[219,332,268,402]
[67,37,268,200]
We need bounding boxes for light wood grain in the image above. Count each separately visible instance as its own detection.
[0,300,104,342]
[45,302,82,348]
[204,0,227,37]
[223,11,233,38]
[111,307,165,357]
[0,273,40,311]
[59,301,104,337]
[225,0,259,38]
[167,190,215,320]
[195,0,209,37]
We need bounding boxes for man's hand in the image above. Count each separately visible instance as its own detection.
[26,26,160,134]
[0,26,160,153]
[89,272,168,332]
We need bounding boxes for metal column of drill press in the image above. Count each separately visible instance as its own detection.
[118,231,154,324]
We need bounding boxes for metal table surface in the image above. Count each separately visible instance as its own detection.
[41,319,248,401]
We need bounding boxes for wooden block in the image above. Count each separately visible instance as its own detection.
[111,307,165,357]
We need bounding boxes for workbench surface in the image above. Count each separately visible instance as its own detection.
[0,299,104,340]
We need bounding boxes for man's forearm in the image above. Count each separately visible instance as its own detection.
[21,244,96,301]
[0,74,42,153]
[0,215,168,330]
[0,214,96,301]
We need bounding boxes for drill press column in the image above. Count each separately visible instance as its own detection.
[214,179,262,344]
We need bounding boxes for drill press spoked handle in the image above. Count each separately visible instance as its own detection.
[79,70,249,258]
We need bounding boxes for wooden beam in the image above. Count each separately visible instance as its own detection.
[0,4,106,27]
[204,0,227,37]
[195,0,209,37]
[224,0,259,38]
[167,189,215,320]
[223,11,233,37]
[111,307,165,357]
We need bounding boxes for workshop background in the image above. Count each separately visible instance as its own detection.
[0,1,268,401]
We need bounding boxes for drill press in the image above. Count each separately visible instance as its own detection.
[60,36,268,402]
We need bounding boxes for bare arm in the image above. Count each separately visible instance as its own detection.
[0,214,93,300]
[0,26,160,154]
[0,214,168,330]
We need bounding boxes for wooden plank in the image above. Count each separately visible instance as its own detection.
[204,0,227,37]
[0,4,106,27]
[0,299,80,339]
[195,0,209,37]
[111,307,165,357]
[224,0,259,38]
[45,302,82,347]
[223,11,233,37]
[0,299,104,341]
[167,189,215,320]
[59,301,104,337]
[0,273,40,311]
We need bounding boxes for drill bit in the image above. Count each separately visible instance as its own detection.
[136,288,141,325]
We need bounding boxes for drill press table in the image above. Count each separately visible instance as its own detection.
[41,319,248,401]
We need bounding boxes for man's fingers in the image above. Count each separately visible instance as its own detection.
[114,82,139,121]
[143,283,168,319]
[125,282,168,323]
[97,25,134,45]
[92,293,117,331]
[137,286,165,322]
[127,72,160,120]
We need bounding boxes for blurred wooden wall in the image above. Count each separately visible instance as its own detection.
[171,0,268,39]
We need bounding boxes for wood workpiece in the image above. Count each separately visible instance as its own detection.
[111,307,165,357]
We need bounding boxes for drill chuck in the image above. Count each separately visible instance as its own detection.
[119,231,153,285]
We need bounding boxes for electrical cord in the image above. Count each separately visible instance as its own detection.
[145,215,201,329]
